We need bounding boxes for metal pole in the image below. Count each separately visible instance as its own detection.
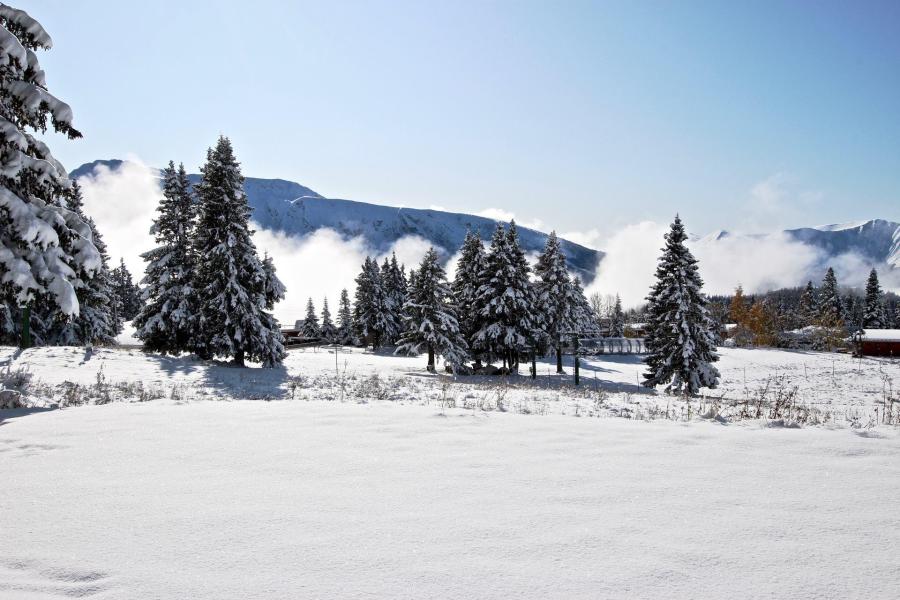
[20,304,31,349]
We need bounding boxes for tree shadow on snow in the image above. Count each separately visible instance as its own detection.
[0,406,56,428]
[198,361,291,400]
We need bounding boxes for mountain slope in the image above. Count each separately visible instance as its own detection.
[71,159,602,282]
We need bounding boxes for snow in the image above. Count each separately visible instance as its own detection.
[861,329,900,342]
[114,320,139,346]
[2,385,900,598]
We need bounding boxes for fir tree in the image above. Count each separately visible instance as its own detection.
[301,297,320,338]
[570,276,599,336]
[863,268,888,329]
[451,230,487,351]
[817,267,843,326]
[320,297,337,342]
[0,6,102,347]
[610,294,625,337]
[353,256,391,349]
[797,281,817,327]
[110,258,142,321]
[192,136,285,366]
[396,248,468,372]
[642,216,720,396]
[336,288,355,345]
[534,231,578,373]
[473,222,537,372]
[381,253,407,343]
[134,161,197,353]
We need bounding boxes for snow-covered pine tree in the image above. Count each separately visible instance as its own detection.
[110,258,142,321]
[380,254,407,344]
[642,216,720,396]
[863,268,887,329]
[451,230,487,351]
[50,181,119,345]
[570,275,599,336]
[473,221,537,372]
[353,256,391,349]
[301,297,320,338]
[320,297,337,342]
[534,231,578,373]
[191,136,285,366]
[336,288,355,345]
[817,267,843,326]
[0,5,102,346]
[797,281,817,327]
[396,247,468,372]
[611,293,625,337]
[134,161,197,353]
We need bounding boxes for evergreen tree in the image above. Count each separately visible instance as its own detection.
[570,276,599,336]
[192,136,285,366]
[320,297,337,342]
[301,297,320,338]
[134,161,197,353]
[336,288,355,345]
[473,222,536,372]
[610,294,625,337]
[0,6,102,346]
[534,231,578,373]
[381,253,407,343]
[817,267,843,326]
[451,230,488,350]
[863,268,888,329]
[642,216,720,396]
[396,248,468,372]
[51,181,119,345]
[353,256,391,349]
[797,281,817,327]
[110,258,142,321]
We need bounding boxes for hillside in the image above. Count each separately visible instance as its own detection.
[70,160,602,282]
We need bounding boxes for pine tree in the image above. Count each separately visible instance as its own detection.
[353,256,391,349]
[797,281,817,327]
[473,222,536,372]
[817,267,843,326]
[192,136,285,366]
[451,230,488,352]
[570,276,599,336]
[642,216,720,396]
[50,181,119,345]
[110,258,142,321]
[301,297,320,338]
[134,161,197,353]
[320,297,337,342]
[381,253,407,343]
[336,288,355,345]
[534,231,579,373]
[863,268,888,329]
[0,6,102,347]
[396,247,468,372]
[610,293,625,337]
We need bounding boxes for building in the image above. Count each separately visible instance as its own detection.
[857,330,900,357]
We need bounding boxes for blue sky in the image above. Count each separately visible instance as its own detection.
[29,0,900,242]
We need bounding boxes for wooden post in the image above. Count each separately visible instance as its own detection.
[531,347,536,380]
[20,304,30,349]
[573,334,580,386]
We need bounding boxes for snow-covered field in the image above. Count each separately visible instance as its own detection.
[2,345,900,599]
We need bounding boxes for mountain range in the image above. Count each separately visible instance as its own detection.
[70,159,898,285]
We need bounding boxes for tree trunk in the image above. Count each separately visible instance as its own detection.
[427,344,435,372]
[556,342,563,374]
[233,349,245,367]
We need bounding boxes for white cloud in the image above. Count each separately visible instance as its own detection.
[559,228,602,250]
[78,157,161,280]
[474,208,544,231]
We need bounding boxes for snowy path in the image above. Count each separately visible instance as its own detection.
[2,401,900,599]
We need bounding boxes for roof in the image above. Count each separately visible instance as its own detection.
[860,330,900,343]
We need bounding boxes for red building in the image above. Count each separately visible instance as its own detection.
[857,330,900,357]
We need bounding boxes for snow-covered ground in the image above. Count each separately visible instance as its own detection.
[2,345,900,598]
